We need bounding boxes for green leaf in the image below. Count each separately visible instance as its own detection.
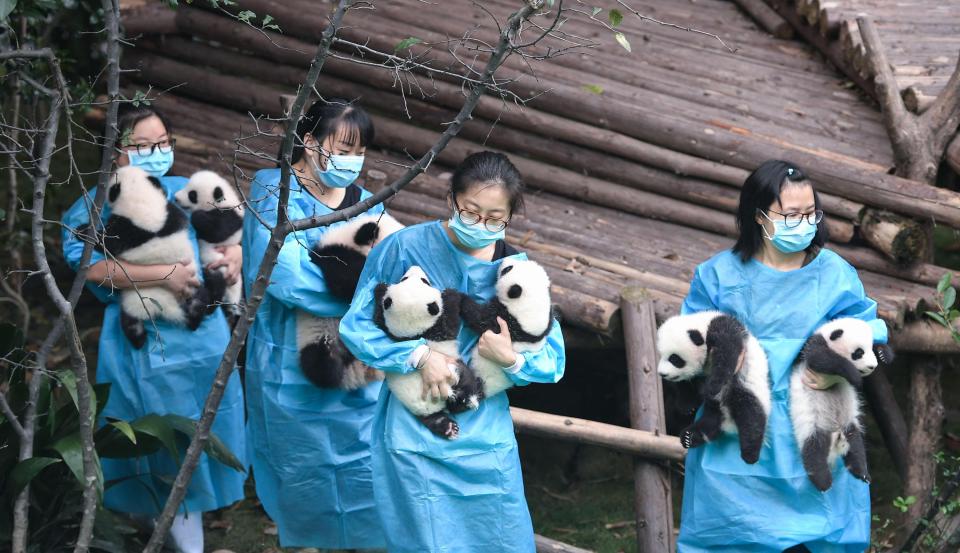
[131,414,179,461]
[614,32,632,53]
[394,36,423,52]
[9,457,61,497]
[108,420,137,445]
[164,414,244,471]
[925,311,948,327]
[237,9,255,23]
[51,433,85,486]
[938,272,953,294]
[608,8,623,27]
[582,84,604,95]
[591,7,602,17]
[0,0,17,22]
[945,286,956,310]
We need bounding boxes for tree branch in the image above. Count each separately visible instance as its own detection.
[921,51,960,153]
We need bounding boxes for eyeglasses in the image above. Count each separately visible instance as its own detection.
[454,202,510,232]
[763,208,824,228]
[122,138,176,156]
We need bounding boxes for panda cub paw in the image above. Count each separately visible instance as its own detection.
[419,413,460,440]
[680,427,707,449]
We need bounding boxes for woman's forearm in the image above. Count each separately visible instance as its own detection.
[86,259,181,290]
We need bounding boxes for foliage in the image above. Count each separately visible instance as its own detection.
[0,323,242,552]
[926,272,960,340]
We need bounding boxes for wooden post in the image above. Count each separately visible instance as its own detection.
[621,288,674,553]
[534,534,595,553]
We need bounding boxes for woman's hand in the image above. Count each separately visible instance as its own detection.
[162,258,201,298]
[477,317,517,368]
[208,244,243,285]
[801,367,845,390]
[419,350,458,401]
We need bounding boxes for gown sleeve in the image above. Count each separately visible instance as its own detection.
[681,262,721,315]
[504,319,565,386]
[61,188,113,304]
[339,232,427,374]
[246,176,384,318]
[828,260,889,344]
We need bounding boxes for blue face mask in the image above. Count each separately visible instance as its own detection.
[126,146,173,179]
[312,153,364,188]
[448,211,505,250]
[762,213,817,253]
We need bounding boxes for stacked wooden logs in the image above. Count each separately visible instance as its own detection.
[113,0,960,348]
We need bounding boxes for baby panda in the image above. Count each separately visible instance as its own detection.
[310,212,404,300]
[97,166,224,348]
[656,311,771,464]
[374,266,484,440]
[460,258,554,400]
[295,214,404,390]
[174,170,245,318]
[790,318,892,491]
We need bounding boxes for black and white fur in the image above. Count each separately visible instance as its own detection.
[174,170,244,318]
[790,318,891,491]
[374,266,484,440]
[656,311,771,464]
[460,258,554,399]
[310,213,404,300]
[98,166,222,348]
[295,214,403,390]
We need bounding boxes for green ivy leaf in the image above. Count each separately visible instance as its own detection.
[946,287,957,310]
[582,84,604,95]
[609,8,623,27]
[614,32,631,53]
[262,14,274,27]
[938,272,952,294]
[925,311,948,327]
[237,9,255,23]
[591,7,602,17]
[108,420,137,445]
[394,37,423,52]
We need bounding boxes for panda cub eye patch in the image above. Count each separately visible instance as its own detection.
[501,265,514,277]
[852,348,864,360]
[108,183,121,203]
[383,297,393,310]
[668,354,686,368]
[400,276,408,282]
[421,278,430,286]
[427,302,439,316]
[188,190,198,204]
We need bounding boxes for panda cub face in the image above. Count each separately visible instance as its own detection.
[174,170,244,216]
[496,259,552,335]
[379,266,444,339]
[817,318,878,376]
[108,166,168,231]
[656,311,719,382]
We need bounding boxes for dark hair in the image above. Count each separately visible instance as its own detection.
[732,159,828,261]
[450,151,525,215]
[113,104,172,149]
[286,98,374,164]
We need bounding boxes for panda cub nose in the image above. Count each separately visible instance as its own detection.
[507,284,522,299]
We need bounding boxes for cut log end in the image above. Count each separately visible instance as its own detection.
[859,209,930,266]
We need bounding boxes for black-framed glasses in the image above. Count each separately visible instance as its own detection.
[764,208,824,228]
[122,138,176,156]
[454,202,509,232]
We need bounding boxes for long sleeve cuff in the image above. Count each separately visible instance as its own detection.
[503,353,526,374]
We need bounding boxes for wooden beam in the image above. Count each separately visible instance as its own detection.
[621,289,675,553]
[510,407,686,462]
[534,534,594,553]
[731,0,794,39]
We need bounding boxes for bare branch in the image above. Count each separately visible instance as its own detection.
[921,51,960,153]
[0,391,26,439]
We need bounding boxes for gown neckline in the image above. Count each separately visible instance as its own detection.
[747,248,823,276]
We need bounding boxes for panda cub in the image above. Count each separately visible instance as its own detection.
[174,170,245,318]
[460,258,554,399]
[295,214,403,390]
[790,318,892,491]
[97,166,223,348]
[374,266,484,440]
[656,311,771,464]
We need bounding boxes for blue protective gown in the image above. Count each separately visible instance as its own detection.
[241,168,386,549]
[340,221,566,553]
[677,248,888,553]
[60,176,247,515]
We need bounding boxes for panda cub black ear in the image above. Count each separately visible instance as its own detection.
[508,284,522,299]
[147,176,163,189]
[108,183,121,203]
[354,222,380,247]
[213,186,224,202]
[830,329,844,341]
[688,329,705,346]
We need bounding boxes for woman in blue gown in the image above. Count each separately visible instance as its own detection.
[241,99,387,549]
[340,151,566,553]
[60,105,247,553]
[677,160,889,552]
